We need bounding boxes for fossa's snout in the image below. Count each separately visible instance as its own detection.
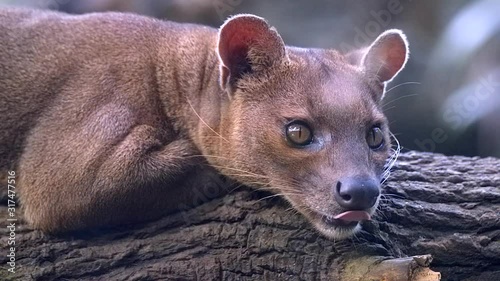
[333,176,380,210]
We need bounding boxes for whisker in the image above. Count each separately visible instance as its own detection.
[209,165,264,177]
[186,98,229,143]
[381,193,406,200]
[381,131,400,184]
[382,93,419,110]
[382,105,397,112]
[255,192,299,203]
[220,173,300,194]
[385,81,421,94]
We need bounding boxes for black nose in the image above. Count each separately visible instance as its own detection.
[333,177,380,210]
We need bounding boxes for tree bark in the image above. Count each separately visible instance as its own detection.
[1,151,499,281]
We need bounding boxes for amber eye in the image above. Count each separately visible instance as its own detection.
[286,121,313,146]
[367,126,384,149]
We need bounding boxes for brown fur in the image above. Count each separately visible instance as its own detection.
[0,8,408,238]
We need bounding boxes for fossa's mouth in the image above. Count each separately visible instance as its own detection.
[318,210,370,227]
[307,210,372,239]
[333,210,371,222]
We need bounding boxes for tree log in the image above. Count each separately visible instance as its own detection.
[1,151,499,281]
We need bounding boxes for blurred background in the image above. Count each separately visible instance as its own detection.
[2,0,499,158]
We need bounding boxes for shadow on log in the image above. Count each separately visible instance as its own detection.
[1,151,499,281]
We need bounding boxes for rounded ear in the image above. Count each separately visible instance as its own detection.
[361,29,409,84]
[217,14,286,91]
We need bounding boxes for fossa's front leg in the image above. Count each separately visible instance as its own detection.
[20,124,200,233]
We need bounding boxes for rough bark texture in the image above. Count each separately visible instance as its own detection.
[1,151,499,281]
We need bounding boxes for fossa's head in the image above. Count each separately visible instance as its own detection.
[213,15,408,239]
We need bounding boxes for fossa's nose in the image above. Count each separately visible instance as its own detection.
[333,177,380,210]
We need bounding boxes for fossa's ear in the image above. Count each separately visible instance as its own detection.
[361,29,409,84]
[217,14,287,92]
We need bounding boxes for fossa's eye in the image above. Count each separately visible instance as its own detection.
[286,121,313,146]
[367,126,384,149]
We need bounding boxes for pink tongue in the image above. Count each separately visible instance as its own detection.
[334,211,371,222]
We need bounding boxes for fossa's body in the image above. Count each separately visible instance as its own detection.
[0,8,408,238]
